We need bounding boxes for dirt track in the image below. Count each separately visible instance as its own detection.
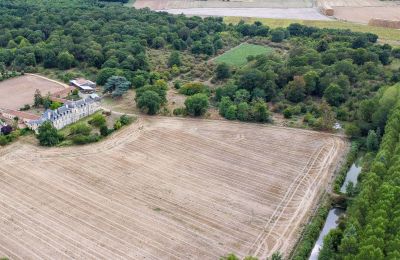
[0,117,346,259]
[160,8,330,20]
[134,0,314,9]
[0,75,65,110]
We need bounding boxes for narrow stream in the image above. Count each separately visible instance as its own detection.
[309,208,345,260]
[340,157,363,193]
[309,158,363,260]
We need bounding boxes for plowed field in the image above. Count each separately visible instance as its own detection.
[0,117,346,259]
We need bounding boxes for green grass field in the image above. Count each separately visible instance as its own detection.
[224,17,400,45]
[215,43,272,66]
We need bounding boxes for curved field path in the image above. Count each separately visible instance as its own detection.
[0,117,346,259]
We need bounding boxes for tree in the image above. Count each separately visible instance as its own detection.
[234,89,250,104]
[324,83,346,106]
[57,51,74,69]
[237,102,250,121]
[238,70,265,91]
[284,76,306,103]
[1,125,12,135]
[366,130,379,151]
[96,68,121,86]
[33,89,43,108]
[219,96,233,117]
[225,105,237,120]
[168,51,181,68]
[185,93,209,116]
[37,121,63,147]
[50,101,62,110]
[137,90,161,115]
[252,100,270,122]
[215,63,231,80]
[103,76,131,98]
[318,101,335,131]
[271,29,285,42]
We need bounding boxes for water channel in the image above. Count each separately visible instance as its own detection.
[309,157,363,260]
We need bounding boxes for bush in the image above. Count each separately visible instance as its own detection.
[1,125,12,135]
[225,105,237,120]
[114,120,122,130]
[100,125,109,137]
[283,108,293,119]
[72,134,101,145]
[173,107,187,116]
[50,101,62,110]
[179,82,210,96]
[185,93,209,116]
[20,104,30,111]
[70,123,91,136]
[89,114,106,128]
[119,115,132,125]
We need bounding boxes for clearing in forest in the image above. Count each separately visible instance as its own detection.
[0,117,346,259]
[215,43,272,66]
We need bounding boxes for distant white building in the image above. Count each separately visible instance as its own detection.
[27,94,101,133]
[70,78,96,93]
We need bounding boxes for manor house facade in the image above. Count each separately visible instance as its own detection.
[27,94,101,132]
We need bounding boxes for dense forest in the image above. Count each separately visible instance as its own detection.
[319,84,400,260]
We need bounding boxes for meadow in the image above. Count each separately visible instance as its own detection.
[214,43,273,66]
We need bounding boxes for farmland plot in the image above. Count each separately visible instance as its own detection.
[0,117,346,259]
[0,74,66,110]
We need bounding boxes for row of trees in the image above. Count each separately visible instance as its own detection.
[319,84,400,259]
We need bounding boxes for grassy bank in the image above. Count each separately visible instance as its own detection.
[224,17,400,45]
[290,196,331,260]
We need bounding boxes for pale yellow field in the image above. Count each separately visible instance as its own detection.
[0,117,346,259]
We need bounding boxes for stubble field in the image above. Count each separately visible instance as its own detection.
[0,117,346,259]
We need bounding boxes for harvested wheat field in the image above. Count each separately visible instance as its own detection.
[0,74,66,110]
[134,0,314,9]
[0,117,346,259]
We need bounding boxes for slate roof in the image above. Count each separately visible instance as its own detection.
[28,95,100,126]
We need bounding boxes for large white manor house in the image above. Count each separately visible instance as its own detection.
[27,94,101,132]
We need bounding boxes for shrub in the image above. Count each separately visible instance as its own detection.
[173,107,187,116]
[20,104,30,111]
[283,108,293,119]
[114,120,122,130]
[225,105,237,120]
[119,115,132,125]
[185,93,209,116]
[179,82,210,96]
[70,123,91,136]
[1,125,12,135]
[72,134,100,145]
[100,125,109,137]
[50,101,62,110]
[89,114,106,128]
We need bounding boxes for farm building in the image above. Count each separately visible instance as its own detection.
[26,94,101,132]
[70,78,96,93]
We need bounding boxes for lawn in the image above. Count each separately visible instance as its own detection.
[224,17,400,45]
[215,43,273,66]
